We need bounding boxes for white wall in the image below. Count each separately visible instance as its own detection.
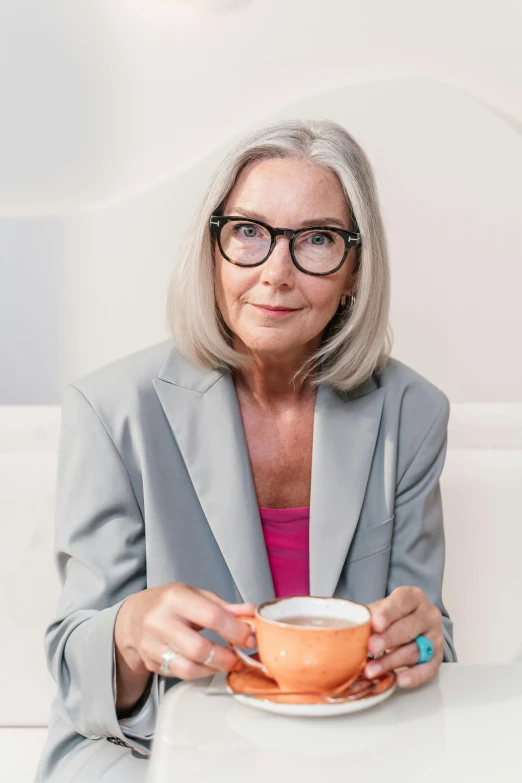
[0,220,63,403]
[1,0,521,402]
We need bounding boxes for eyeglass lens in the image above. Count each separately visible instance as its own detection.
[220,220,346,274]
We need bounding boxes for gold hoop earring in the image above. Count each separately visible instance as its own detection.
[340,294,347,308]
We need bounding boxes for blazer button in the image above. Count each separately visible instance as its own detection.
[107,737,131,748]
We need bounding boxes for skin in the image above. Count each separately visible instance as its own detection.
[114,157,443,712]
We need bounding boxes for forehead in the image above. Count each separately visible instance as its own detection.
[224,157,350,223]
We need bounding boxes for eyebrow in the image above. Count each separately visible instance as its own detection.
[225,206,348,230]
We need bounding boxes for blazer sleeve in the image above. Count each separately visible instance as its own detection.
[387,395,457,662]
[112,645,160,741]
[44,383,153,754]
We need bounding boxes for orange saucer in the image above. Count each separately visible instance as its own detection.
[227,656,396,705]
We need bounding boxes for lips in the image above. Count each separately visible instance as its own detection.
[252,304,299,312]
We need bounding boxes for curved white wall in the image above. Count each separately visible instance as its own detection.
[1,0,521,404]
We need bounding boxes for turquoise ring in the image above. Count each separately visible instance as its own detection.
[415,635,434,664]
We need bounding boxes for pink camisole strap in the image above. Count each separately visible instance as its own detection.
[258,506,310,598]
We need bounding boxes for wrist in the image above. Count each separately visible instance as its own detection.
[114,597,151,712]
[116,673,154,719]
[114,595,148,677]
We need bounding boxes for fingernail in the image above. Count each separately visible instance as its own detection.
[372,637,385,655]
[399,674,412,687]
[366,663,382,678]
[245,633,256,649]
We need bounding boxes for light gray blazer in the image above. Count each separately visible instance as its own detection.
[37,339,456,782]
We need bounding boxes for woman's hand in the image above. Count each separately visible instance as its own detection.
[114,583,255,712]
[363,586,444,688]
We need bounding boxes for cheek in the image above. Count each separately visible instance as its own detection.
[215,261,256,315]
[304,261,355,314]
[215,257,235,303]
[303,284,342,315]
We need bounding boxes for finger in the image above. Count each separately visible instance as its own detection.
[364,641,421,678]
[143,643,223,680]
[192,590,256,640]
[166,585,254,646]
[368,586,424,634]
[198,591,256,616]
[222,603,256,616]
[197,597,257,649]
[368,606,426,655]
[395,654,443,689]
[157,616,243,673]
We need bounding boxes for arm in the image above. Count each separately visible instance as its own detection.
[386,395,457,662]
[46,384,253,752]
[45,384,152,754]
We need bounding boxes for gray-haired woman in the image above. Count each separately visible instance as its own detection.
[37,119,456,782]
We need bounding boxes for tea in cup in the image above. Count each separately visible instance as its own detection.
[232,596,371,696]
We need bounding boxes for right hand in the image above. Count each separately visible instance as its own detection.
[114,583,256,708]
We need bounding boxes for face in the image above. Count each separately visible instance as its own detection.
[213,157,358,362]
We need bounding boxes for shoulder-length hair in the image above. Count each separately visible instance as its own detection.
[166,118,392,392]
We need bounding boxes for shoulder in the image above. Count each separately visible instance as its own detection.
[376,357,450,428]
[64,339,174,424]
[374,359,450,477]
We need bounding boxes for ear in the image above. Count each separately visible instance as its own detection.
[344,269,359,297]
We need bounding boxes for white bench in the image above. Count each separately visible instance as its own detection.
[442,404,522,664]
[0,407,61,781]
[2,403,522,780]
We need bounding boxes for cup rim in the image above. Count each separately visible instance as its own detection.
[256,595,371,629]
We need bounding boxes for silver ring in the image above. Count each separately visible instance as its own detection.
[203,646,216,667]
[160,648,178,677]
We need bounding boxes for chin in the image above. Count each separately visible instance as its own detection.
[240,334,308,357]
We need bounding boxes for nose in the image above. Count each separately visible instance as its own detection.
[259,234,295,287]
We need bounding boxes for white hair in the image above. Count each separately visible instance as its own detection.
[166,118,392,392]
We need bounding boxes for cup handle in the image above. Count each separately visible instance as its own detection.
[230,615,269,676]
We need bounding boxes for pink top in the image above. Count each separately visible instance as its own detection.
[259,506,310,598]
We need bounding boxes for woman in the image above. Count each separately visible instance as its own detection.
[37,119,456,782]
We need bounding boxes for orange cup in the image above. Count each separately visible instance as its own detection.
[231,596,372,697]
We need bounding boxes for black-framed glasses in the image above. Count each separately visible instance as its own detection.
[210,215,361,277]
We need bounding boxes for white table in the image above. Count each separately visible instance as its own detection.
[147,665,522,782]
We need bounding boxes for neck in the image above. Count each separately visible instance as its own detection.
[232,338,320,409]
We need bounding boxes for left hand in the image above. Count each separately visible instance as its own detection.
[363,586,444,689]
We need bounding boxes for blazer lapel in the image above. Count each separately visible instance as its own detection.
[309,379,385,597]
[153,349,275,605]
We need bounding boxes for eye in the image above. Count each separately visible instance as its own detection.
[231,222,260,239]
[308,231,335,246]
